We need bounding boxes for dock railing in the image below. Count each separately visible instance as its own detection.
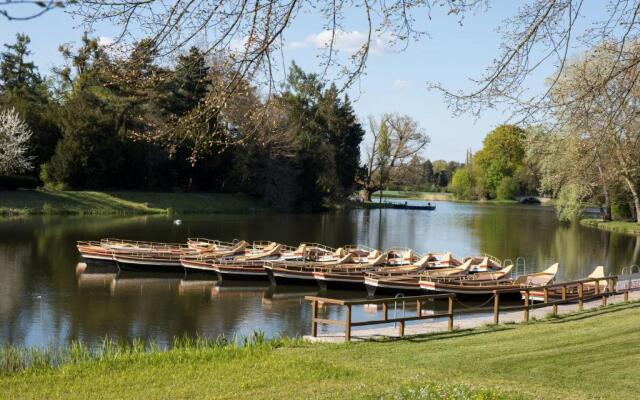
[492,275,619,324]
[305,293,455,342]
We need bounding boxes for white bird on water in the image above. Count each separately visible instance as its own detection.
[173,219,182,226]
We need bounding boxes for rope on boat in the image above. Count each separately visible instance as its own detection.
[453,294,496,311]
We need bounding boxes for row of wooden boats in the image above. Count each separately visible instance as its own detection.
[77,238,608,300]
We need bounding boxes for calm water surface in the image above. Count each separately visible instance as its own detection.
[1,201,639,346]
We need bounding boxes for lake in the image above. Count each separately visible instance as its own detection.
[1,201,639,347]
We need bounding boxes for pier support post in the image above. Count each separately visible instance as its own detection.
[523,292,530,322]
[312,300,318,337]
[383,303,388,321]
[345,304,352,342]
[398,321,405,337]
[448,296,454,331]
[578,283,584,311]
[625,290,629,302]
[416,300,421,318]
[493,292,500,324]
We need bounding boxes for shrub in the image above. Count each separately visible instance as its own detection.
[496,176,519,200]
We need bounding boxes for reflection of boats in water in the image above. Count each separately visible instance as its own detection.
[178,279,217,296]
[261,285,321,306]
[210,281,270,298]
[76,261,118,275]
[76,270,117,291]
[108,274,181,296]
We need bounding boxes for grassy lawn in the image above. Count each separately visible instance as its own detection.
[373,190,453,201]
[0,190,266,216]
[2,301,639,399]
[581,218,640,235]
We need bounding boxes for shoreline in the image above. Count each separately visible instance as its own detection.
[580,218,640,235]
[0,190,267,217]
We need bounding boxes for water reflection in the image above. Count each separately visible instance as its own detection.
[0,202,639,346]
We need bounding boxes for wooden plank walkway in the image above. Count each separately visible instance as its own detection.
[304,291,640,343]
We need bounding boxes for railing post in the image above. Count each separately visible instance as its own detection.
[562,285,567,302]
[493,291,500,324]
[345,304,352,342]
[448,295,454,331]
[416,300,421,318]
[312,300,318,337]
[523,290,530,322]
[624,288,629,302]
[595,279,600,296]
[398,320,405,337]
[383,302,388,320]
[578,283,584,311]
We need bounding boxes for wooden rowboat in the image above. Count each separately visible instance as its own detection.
[522,266,607,302]
[419,263,559,297]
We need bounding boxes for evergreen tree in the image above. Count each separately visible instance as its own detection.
[0,34,60,175]
[319,84,364,198]
[0,34,41,92]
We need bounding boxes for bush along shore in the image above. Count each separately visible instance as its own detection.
[580,218,640,235]
[2,301,640,399]
[0,190,267,216]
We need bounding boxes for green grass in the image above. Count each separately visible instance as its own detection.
[2,301,639,399]
[580,218,640,235]
[372,190,453,201]
[0,190,266,216]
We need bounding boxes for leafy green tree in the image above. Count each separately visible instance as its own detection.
[450,168,474,199]
[473,124,525,199]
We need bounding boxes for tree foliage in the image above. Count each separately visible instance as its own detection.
[0,107,33,174]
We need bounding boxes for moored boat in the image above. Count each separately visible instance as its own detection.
[419,263,559,297]
[522,266,607,302]
[364,258,474,296]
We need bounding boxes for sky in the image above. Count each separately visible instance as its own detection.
[0,2,603,162]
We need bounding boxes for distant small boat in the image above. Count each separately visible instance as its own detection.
[389,203,436,211]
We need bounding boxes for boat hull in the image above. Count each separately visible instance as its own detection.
[314,273,365,291]
[115,257,185,273]
[214,268,268,281]
[364,278,423,296]
[265,267,318,286]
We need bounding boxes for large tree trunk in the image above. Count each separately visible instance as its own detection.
[622,175,640,223]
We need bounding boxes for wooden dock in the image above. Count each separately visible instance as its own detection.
[305,277,639,343]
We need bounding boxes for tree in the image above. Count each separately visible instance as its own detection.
[473,125,525,199]
[0,33,61,173]
[0,33,41,92]
[0,107,33,174]
[423,159,434,185]
[449,168,473,199]
[360,113,430,201]
[548,42,640,223]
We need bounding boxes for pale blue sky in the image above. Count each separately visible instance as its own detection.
[0,2,604,161]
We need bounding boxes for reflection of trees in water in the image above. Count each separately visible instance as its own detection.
[0,243,30,343]
[469,205,640,279]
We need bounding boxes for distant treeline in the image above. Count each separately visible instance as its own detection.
[0,34,364,211]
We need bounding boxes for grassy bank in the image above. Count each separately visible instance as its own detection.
[372,190,453,201]
[2,301,639,399]
[0,190,267,216]
[581,218,640,235]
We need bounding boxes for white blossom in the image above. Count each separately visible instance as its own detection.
[0,108,34,174]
